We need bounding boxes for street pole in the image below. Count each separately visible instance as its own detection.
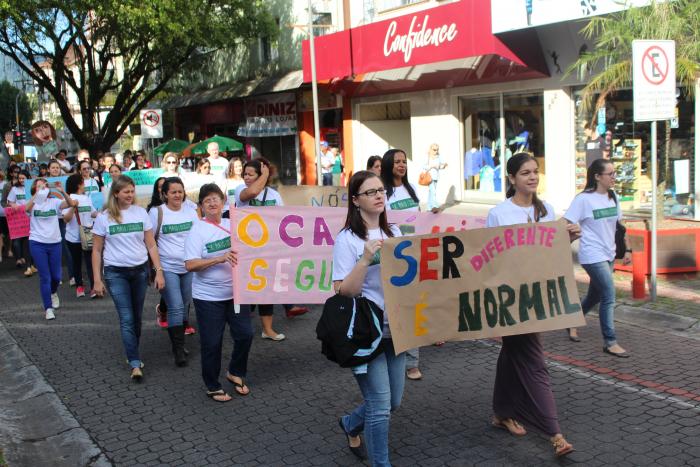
[650,120,657,301]
[15,93,20,128]
[308,0,323,186]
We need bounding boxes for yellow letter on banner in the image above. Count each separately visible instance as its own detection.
[238,213,269,247]
[247,259,268,291]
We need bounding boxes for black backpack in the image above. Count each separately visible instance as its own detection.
[316,294,384,368]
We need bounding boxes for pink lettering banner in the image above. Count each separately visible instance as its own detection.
[231,207,485,304]
[6,206,29,240]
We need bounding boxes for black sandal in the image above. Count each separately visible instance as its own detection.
[226,373,250,396]
[206,389,232,402]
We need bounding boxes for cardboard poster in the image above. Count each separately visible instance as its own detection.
[277,185,348,207]
[6,206,30,239]
[381,219,586,353]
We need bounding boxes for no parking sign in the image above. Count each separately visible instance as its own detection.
[632,40,675,122]
[139,109,163,138]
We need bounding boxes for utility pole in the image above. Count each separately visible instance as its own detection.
[308,0,323,186]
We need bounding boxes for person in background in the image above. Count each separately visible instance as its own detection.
[48,160,76,286]
[185,183,253,402]
[366,156,382,177]
[62,173,98,299]
[205,142,229,180]
[8,170,34,276]
[92,175,165,381]
[55,149,72,174]
[423,143,447,210]
[333,170,404,466]
[38,164,49,178]
[0,172,7,261]
[223,157,244,219]
[122,151,133,171]
[486,153,577,458]
[162,152,181,177]
[77,160,100,198]
[133,152,148,170]
[105,164,123,193]
[320,141,333,186]
[331,146,343,186]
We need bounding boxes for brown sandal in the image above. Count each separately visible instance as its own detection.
[491,416,527,436]
[551,434,574,457]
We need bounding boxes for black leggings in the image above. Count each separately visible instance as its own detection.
[66,241,94,288]
[250,304,274,316]
[12,237,31,265]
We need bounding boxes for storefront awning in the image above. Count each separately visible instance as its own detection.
[301,0,548,96]
[164,70,303,109]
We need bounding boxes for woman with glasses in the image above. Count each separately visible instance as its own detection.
[333,170,403,465]
[162,152,181,177]
[77,159,100,199]
[422,143,447,210]
[564,158,631,357]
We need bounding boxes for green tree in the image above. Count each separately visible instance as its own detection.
[0,80,32,131]
[568,0,700,218]
[0,1,276,154]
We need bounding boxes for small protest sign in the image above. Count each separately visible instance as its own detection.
[6,206,30,239]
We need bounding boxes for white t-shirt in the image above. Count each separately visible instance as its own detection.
[62,194,96,243]
[29,197,64,243]
[564,192,621,264]
[184,219,233,301]
[8,186,28,205]
[207,157,229,180]
[224,179,245,211]
[149,204,199,274]
[486,198,556,228]
[184,198,198,211]
[234,186,283,207]
[0,181,5,217]
[332,225,402,336]
[321,151,334,174]
[57,159,72,173]
[386,183,420,211]
[82,177,100,196]
[92,205,152,267]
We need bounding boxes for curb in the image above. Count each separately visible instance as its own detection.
[0,320,112,467]
[612,304,700,341]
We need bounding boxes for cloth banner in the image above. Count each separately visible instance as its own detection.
[231,207,486,304]
[277,185,348,207]
[6,206,30,239]
[381,219,586,354]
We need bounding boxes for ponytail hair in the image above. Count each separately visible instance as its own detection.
[505,153,547,222]
[582,158,616,201]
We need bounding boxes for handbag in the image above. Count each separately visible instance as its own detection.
[611,192,627,259]
[148,206,163,284]
[418,171,432,186]
[74,206,93,251]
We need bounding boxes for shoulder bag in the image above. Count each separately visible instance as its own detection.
[418,171,432,186]
[148,206,164,284]
[74,205,94,251]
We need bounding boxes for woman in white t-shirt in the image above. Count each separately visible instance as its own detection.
[564,158,631,357]
[77,160,101,199]
[150,177,199,367]
[92,175,165,382]
[49,159,77,286]
[161,152,181,177]
[223,156,244,218]
[235,158,287,340]
[422,143,447,210]
[333,170,403,466]
[25,178,78,320]
[8,170,34,275]
[0,171,7,262]
[486,153,577,458]
[185,183,253,402]
[62,173,98,299]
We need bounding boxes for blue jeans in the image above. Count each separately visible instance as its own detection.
[104,263,149,369]
[322,172,333,186]
[428,180,438,210]
[341,340,406,467]
[29,240,62,310]
[58,219,74,279]
[193,299,253,392]
[581,261,617,347]
[405,348,419,370]
[161,270,192,327]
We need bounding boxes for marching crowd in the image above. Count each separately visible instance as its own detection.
[0,141,632,466]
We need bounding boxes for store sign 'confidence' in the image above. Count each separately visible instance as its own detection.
[383,15,458,63]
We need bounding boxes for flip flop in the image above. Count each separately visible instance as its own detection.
[206,389,232,403]
[492,417,527,436]
[226,373,250,396]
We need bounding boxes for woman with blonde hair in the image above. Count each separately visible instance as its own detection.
[161,152,181,177]
[92,175,165,381]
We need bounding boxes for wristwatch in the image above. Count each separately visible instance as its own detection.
[154,267,164,272]
[625,249,632,253]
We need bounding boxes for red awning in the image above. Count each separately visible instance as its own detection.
[302,0,548,96]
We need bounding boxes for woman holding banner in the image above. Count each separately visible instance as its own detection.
[62,173,98,299]
[151,177,199,367]
[185,183,253,402]
[333,170,404,466]
[486,153,576,458]
[381,148,425,381]
[25,178,79,320]
[92,175,165,381]
[564,159,631,357]
[8,170,35,276]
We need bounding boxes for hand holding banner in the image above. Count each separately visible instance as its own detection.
[381,219,585,354]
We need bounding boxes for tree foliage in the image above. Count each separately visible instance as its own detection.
[0,81,33,131]
[0,0,276,153]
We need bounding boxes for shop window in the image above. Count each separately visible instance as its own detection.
[574,88,695,218]
[360,101,410,121]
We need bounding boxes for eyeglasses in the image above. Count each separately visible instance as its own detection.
[166,160,178,165]
[357,187,386,197]
[601,171,616,177]
[431,147,439,152]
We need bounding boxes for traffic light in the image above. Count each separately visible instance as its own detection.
[22,129,32,145]
[14,130,22,146]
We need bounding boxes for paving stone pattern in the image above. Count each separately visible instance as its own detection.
[2,262,700,466]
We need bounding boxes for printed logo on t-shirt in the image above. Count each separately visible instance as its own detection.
[84,185,98,193]
[249,199,277,206]
[16,194,26,200]
[162,221,193,235]
[358,250,381,266]
[206,236,231,253]
[390,198,418,210]
[228,189,236,196]
[109,222,144,235]
[77,206,92,213]
[592,207,617,220]
[33,209,57,218]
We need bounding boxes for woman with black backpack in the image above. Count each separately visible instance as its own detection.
[564,158,631,357]
[332,170,403,466]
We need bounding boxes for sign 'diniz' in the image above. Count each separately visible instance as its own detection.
[381,220,586,354]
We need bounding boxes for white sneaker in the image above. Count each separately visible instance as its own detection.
[51,293,60,309]
[45,308,55,320]
[69,277,76,287]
